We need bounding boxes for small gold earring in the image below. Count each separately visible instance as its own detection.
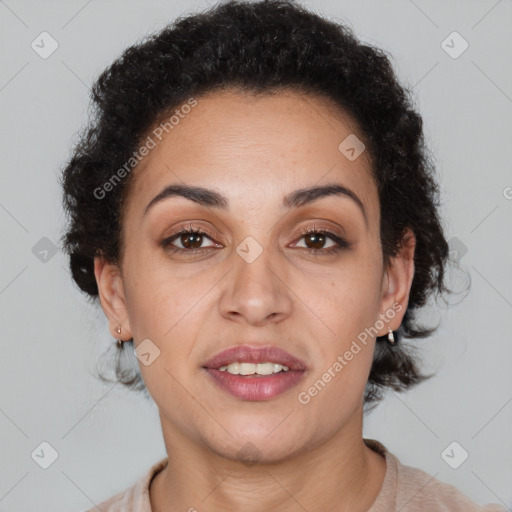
[116,326,123,349]
[387,326,395,344]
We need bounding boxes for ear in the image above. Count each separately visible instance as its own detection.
[378,227,416,334]
[93,256,132,340]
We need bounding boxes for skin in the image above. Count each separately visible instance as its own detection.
[94,89,415,512]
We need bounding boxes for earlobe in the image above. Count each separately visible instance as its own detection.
[93,256,132,340]
[379,228,416,332]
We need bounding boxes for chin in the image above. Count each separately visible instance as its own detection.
[212,437,306,466]
[202,413,314,464]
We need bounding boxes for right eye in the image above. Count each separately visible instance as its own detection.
[160,226,221,253]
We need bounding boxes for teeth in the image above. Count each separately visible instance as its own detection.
[218,362,290,375]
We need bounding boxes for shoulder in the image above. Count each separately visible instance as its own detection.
[79,457,168,512]
[364,439,506,512]
[395,457,505,512]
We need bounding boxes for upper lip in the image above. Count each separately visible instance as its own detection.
[203,345,307,371]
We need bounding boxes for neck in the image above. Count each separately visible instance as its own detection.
[149,409,386,512]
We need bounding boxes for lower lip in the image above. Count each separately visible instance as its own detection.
[204,368,306,401]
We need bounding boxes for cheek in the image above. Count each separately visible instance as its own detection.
[123,267,204,341]
[297,293,378,427]
[318,255,383,337]
[296,254,382,401]
[310,280,378,387]
[121,237,190,325]
[121,252,228,377]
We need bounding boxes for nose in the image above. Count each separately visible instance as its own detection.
[218,242,293,326]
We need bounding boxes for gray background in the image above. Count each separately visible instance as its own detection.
[0,0,511,510]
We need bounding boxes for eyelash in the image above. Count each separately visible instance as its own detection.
[160,224,350,255]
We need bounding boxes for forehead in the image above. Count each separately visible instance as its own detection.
[125,88,378,221]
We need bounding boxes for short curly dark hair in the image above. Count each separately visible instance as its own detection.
[60,0,450,406]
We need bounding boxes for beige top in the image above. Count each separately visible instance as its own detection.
[83,439,506,511]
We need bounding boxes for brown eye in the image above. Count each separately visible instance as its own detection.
[290,227,350,255]
[160,227,219,253]
[180,232,205,249]
[304,232,328,249]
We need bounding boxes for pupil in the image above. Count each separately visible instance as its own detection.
[183,233,202,248]
[306,233,325,249]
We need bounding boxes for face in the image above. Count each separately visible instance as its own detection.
[95,89,414,463]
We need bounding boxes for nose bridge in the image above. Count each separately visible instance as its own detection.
[219,231,292,324]
[230,198,276,270]
[235,231,279,292]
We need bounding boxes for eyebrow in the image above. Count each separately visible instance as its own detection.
[143,182,366,222]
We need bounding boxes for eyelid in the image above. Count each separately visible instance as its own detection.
[291,222,346,241]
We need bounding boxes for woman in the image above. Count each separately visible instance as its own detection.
[60,1,506,510]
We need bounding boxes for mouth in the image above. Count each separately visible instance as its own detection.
[202,345,307,401]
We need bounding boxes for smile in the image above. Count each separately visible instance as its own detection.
[202,345,307,401]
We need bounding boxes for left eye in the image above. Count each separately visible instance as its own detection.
[292,231,340,250]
